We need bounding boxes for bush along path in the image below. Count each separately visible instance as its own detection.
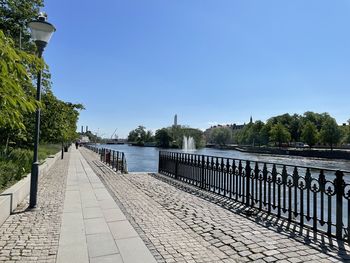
[0,144,61,193]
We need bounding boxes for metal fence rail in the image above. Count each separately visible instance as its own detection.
[158,151,350,242]
[85,145,127,173]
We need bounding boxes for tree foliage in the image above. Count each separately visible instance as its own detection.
[128,126,154,145]
[344,119,350,144]
[155,128,172,148]
[170,126,204,148]
[319,117,341,150]
[40,92,84,143]
[151,126,204,149]
[235,121,266,146]
[0,30,42,130]
[269,123,291,147]
[209,127,232,146]
[230,112,345,149]
[301,121,318,148]
[0,0,44,51]
[0,0,84,148]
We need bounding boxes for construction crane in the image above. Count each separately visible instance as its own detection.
[111,128,118,139]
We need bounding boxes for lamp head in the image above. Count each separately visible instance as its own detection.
[28,13,56,53]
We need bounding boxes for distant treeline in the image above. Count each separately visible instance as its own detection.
[126,112,350,150]
[127,125,204,149]
[207,112,350,149]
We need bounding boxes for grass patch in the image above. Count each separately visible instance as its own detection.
[38,144,62,161]
[0,144,61,193]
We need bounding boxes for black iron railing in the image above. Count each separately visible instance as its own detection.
[85,145,127,173]
[158,151,350,242]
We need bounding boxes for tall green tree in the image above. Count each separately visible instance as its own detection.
[345,119,350,144]
[0,0,44,51]
[238,121,265,146]
[259,122,272,145]
[301,121,318,148]
[269,123,291,147]
[155,128,172,148]
[168,126,204,148]
[289,114,302,142]
[319,117,341,150]
[0,30,41,131]
[209,127,232,146]
[127,126,153,145]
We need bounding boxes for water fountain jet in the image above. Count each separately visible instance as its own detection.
[182,136,196,151]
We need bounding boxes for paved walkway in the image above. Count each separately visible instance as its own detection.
[57,149,156,263]
[81,148,350,263]
[0,148,156,263]
[1,147,350,263]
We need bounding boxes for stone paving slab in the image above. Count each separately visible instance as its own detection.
[81,147,350,263]
[57,148,157,263]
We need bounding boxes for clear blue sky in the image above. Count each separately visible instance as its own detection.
[43,0,350,138]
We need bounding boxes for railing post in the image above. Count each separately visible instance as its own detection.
[201,155,205,189]
[245,161,251,206]
[175,153,179,179]
[158,151,161,173]
[116,151,119,171]
[121,153,125,173]
[335,170,344,239]
[112,151,115,170]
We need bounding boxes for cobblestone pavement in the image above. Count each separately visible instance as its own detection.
[81,148,350,263]
[0,153,69,262]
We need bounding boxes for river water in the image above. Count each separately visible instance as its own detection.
[99,144,350,173]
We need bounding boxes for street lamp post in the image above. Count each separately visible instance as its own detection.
[28,13,56,208]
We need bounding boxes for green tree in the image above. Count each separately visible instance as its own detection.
[0,0,44,51]
[303,111,331,131]
[319,117,341,150]
[209,127,232,146]
[345,119,350,144]
[25,91,82,143]
[144,130,154,143]
[127,126,153,145]
[168,126,204,148]
[239,121,265,146]
[301,121,318,148]
[259,122,272,145]
[0,30,42,131]
[289,114,302,142]
[155,128,172,148]
[269,123,291,147]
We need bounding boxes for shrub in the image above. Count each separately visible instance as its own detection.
[0,144,61,192]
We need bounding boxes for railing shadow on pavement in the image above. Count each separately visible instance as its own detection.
[151,172,350,262]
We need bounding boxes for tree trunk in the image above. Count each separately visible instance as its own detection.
[4,135,10,155]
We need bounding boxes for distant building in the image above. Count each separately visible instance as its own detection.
[80,136,90,143]
[173,114,178,127]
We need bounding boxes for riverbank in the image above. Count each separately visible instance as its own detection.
[206,144,350,161]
